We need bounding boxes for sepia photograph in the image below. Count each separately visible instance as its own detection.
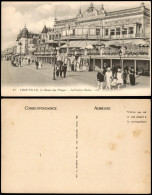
[1,1,151,96]
[1,99,151,193]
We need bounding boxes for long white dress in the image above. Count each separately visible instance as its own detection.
[105,71,112,88]
[117,72,123,84]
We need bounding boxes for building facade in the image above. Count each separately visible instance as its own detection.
[52,2,150,43]
[16,25,40,54]
[34,2,150,73]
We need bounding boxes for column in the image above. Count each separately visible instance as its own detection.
[135,24,137,37]
[93,57,95,71]
[101,59,103,69]
[122,59,124,72]
[110,59,112,68]
[134,60,137,76]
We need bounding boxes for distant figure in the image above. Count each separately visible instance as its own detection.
[56,65,60,77]
[71,55,75,71]
[129,67,135,85]
[74,60,77,71]
[59,63,64,77]
[11,58,14,66]
[117,69,123,89]
[103,63,107,75]
[105,67,112,90]
[63,64,67,78]
[28,59,30,65]
[35,59,39,69]
[18,59,21,67]
[112,65,118,78]
[100,47,104,56]
[97,69,104,91]
[71,63,74,71]
[124,66,129,86]
[67,59,71,72]
[38,60,42,68]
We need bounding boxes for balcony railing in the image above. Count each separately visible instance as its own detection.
[34,46,149,57]
[59,35,98,40]
[56,33,145,41]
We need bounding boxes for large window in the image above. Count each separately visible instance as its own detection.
[83,29,88,35]
[90,29,95,35]
[122,28,127,35]
[77,29,83,35]
[110,29,115,36]
[96,28,100,36]
[116,28,120,35]
[73,29,75,35]
[129,27,134,34]
[105,29,109,36]
[62,31,66,36]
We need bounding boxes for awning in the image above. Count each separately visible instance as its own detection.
[46,40,66,44]
[81,44,94,49]
[60,41,99,48]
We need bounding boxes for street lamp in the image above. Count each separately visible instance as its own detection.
[53,47,57,80]
[119,49,122,69]
[18,42,22,67]
[86,33,88,47]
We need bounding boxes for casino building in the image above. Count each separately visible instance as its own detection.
[34,2,151,73]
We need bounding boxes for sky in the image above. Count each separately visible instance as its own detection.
[2,1,150,50]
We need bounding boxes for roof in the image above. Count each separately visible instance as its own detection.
[41,25,48,33]
[60,41,99,48]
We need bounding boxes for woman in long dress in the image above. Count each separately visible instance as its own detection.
[74,60,77,71]
[67,59,71,72]
[117,69,123,89]
[129,67,135,85]
[124,66,129,86]
[105,67,112,90]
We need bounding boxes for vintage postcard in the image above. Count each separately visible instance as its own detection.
[1,99,151,193]
[1,1,151,96]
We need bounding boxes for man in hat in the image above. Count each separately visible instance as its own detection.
[105,67,112,90]
[103,63,107,75]
[63,64,67,78]
[97,69,105,91]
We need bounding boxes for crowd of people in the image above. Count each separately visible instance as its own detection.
[56,61,67,78]
[97,63,136,91]
[34,55,90,79]
[11,56,33,67]
[56,55,90,72]
[10,55,137,88]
